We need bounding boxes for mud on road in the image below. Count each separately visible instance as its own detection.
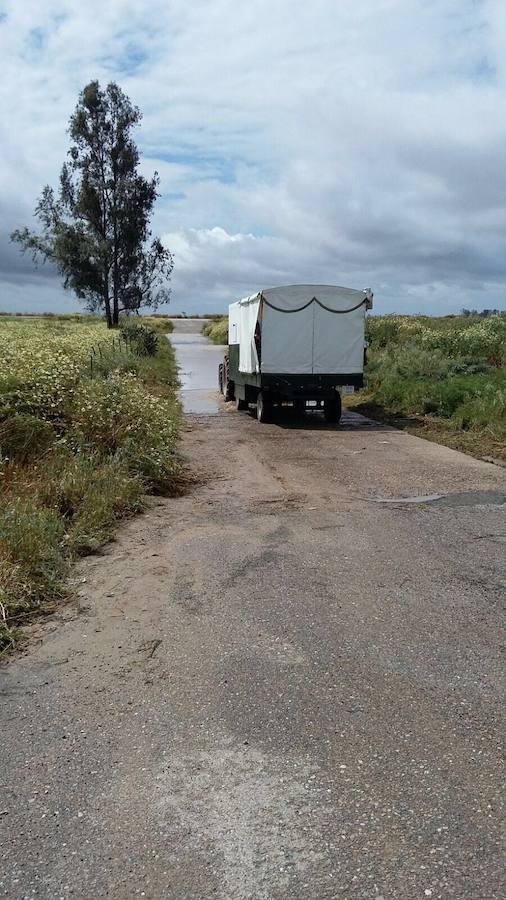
[1,355,506,898]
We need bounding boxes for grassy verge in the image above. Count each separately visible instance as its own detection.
[202,316,228,344]
[0,317,180,653]
[344,394,506,461]
[352,315,506,461]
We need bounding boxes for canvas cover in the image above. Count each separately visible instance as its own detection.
[261,284,369,313]
[228,293,261,373]
[229,284,372,375]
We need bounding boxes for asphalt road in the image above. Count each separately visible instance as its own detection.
[1,319,505,899]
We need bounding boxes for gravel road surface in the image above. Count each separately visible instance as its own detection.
[1,319,505,899]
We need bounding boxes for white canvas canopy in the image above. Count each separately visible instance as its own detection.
[228,292,261,373]
[229,284,373,376]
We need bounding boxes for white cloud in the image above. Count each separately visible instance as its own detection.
[0,0,505,314]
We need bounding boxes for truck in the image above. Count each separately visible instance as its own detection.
[218,284,373,423]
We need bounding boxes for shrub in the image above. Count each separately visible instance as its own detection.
[418,317,505,362]
[366,316,402,348]
[202,316,228,344]
[120,320,159,356]
[370,366,499,419]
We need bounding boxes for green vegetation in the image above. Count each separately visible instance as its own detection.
[11,81,173,327]
[348,315,506,460]
[0,315,180,652]
[142,315,174,334]
[202,316,228,344]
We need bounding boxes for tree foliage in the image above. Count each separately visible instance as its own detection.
[461,308,503,318]
[11,81,173,327]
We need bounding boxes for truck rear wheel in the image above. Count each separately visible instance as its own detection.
[256,392,271,423]
[324,394,342,424]
[220,357,234,401]
[236,396,248,411]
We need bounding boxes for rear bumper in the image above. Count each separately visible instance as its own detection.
[261,373,363,397]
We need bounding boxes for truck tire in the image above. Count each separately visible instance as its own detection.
[218,363,225,394]
[256,392,271,423]
[236,396,248,411]
[324,394,342,424]
[224,379,235,402]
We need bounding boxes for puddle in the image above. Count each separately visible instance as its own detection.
[168,321,225,415]
[370,490,506,507]
[371,494,443,505]
[435,490,506,508]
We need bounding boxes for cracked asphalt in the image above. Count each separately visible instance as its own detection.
[1,321,505,899]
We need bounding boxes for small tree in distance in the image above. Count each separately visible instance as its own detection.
[11,81,173,327]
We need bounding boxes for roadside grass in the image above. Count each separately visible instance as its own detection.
[345,394,506,461]
[133,335,179,396]
[347,314,506,460]
[0,316,180,653]
[202,316,228,344]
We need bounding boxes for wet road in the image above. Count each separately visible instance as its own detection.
[169,318,225,414]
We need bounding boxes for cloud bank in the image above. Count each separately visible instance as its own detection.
[0,0,505,314]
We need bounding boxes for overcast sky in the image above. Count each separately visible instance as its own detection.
[0,0,504,315]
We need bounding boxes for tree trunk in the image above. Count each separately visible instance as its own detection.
[112,239,119,324]
[112,217,119,327]
[104,269,113,328]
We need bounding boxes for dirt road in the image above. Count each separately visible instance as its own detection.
[1,320,505,899]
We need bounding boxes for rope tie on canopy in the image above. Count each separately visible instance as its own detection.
[260,294,369,314]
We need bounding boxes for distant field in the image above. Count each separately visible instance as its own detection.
[0,312,174,333]
[202,313,506,460]
[0,314,180,652]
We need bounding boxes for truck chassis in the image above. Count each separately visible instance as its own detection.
[219,345,363,423]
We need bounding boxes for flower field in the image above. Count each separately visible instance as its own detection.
[0,317,114,421]
[0,315,179,651]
